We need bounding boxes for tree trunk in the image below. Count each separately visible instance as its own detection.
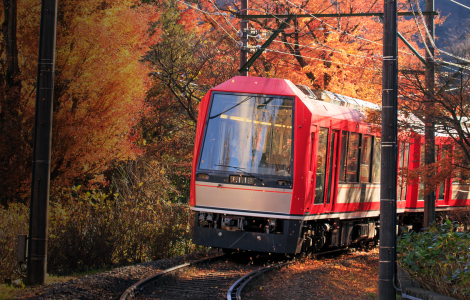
[2,0,20,88]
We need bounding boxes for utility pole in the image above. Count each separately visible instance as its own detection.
[26,0,58,285]
[239,0,248,76]
[423,0,435,228]
[379,0,398,298]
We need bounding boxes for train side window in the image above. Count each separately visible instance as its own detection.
[339,131,349,183]
[437,145,445,200]
[403,143,410,200]
[346,133,360,182]
[309,132,315,171]
[398,142,405,200]
[314,128,329,204]
[359,135,373,183]
[372,137,381,183]
[453,147,470,184]
[418,144,425,200]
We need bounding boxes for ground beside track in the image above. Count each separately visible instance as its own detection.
[2,251,220,300]
[2,248,380,300]
[243,248,379,300]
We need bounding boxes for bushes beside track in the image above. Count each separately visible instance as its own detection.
[398,218,470,300]
[0,159,201,282]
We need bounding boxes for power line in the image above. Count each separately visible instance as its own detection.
[178,1,380,71]
[176,0,238,43]
[265,48,381,71]
[208,0,238,32]
[412,0,470,65]
[245,3,384,61]
[259,36,382,60]
[283,0,418,57]
[448,0,470,10]
[409,0,434,59]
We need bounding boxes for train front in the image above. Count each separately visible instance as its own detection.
[189,77,303,254]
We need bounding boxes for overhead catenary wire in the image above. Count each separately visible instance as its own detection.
[176,0,238,43]
[217,3,419,67]
[208,0,238,32]
[408,0,434,59]
[258,36,382,60]
[178,0,381,71]
[283,0,418,57]
[448,0,470,10]
[264,48,381,71]
[242,3,384,62]
[412,0,470,65]
[179,0,469,78]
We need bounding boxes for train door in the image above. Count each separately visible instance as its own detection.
[313,128,338,211]
[306,126,317,212]
[436,144,448,206]
[325,130,339,211]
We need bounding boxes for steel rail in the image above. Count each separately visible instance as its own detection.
[226,260,294,300]
[119,254,226,300]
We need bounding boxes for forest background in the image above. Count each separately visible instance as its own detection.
[0,0,469,282]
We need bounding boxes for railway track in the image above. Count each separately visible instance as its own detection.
[119,253,294,300]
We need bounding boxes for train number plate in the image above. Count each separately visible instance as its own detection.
[229,175,255,185]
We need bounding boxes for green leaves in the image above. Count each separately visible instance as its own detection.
[398,221,470,299]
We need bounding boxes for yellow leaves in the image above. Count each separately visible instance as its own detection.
[139,182,143,187]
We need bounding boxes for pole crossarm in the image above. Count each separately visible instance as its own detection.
[238,14,295,73]
[397,32,429,68]
[379,15,429,68]
[236,11,438,19]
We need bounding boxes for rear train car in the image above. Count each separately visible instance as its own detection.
[189,76,469,254]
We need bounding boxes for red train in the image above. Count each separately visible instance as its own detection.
[189,76,469,254]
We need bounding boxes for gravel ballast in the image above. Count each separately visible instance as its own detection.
[18,251,219,300]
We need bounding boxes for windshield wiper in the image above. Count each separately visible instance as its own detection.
[214,164,263,181]
[209,96,252,119]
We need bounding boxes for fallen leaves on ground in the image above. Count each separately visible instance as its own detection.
[244,248,379,300]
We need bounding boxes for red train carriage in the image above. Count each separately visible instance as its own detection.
[189,76,469,254]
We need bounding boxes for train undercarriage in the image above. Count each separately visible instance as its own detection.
[194,212,381,254]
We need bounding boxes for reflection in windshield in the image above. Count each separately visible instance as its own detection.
[199,93,293,177]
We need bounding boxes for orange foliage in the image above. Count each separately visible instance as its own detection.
[190,0,437,104]
[0,0,151,203]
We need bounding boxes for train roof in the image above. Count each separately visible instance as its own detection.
[210,76,455,138]
[211,76,373,124]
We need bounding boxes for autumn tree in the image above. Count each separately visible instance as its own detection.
[0,0,150,205]
[139,0,239,200]
[200,0,429,104]
[399,52,470,194]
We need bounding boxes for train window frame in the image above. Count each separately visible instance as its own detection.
[371,136,381,183]
[339,131,349,183]
[453,147,470,185]
[309,132,315,171]
[345,132,361,183]
[402,143,410,200]
[418,143,425,201]
[314,127,329,204]
[436,144,446,200]
[359,134,373,183]
[196,91,295,187]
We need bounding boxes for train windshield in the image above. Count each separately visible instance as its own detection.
[199,93,293,177]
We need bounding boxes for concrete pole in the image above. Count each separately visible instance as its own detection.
[26,0,58,285]
[239,0,248,76]
[378,0,398,297]
[423,0,436,228]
